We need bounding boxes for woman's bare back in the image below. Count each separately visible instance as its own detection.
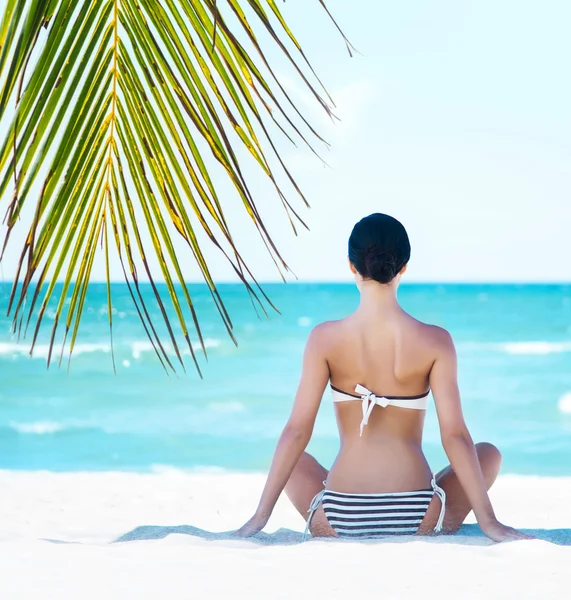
[318,307,447,493]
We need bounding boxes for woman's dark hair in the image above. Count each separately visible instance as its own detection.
[348,213,411,284]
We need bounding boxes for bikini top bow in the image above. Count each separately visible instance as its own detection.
[355,384,390,436]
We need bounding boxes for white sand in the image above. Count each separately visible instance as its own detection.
[1,471,570,599]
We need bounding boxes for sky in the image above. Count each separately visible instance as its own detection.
[1,0,570,284]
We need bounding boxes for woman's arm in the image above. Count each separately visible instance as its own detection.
[235,325,330,536]
[430,328,529,542]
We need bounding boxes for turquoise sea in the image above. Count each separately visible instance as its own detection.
[1,283,570,475]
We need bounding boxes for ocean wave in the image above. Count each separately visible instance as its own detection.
[6,419,108,435]
[208,401,246,414]
[460,341,571,355]
[9,420,70,434]
[498,342,571,355]
[150,464,230,475]
[131,338,221,359]
[0,338,222,361]
[558,393,571,414]
[0,342,111,359]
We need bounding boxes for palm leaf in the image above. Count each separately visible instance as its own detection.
[0,0,349,373]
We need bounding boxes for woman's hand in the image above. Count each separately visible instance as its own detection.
[233,327,328,540]
[480,518,535,542]
[234,513,269,538]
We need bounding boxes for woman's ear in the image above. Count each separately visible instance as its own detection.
[400,263,408,276]
[348,257,357,274]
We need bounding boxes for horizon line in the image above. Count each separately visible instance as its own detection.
[1,279,569,286]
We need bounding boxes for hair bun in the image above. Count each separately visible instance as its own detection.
[348,213,410,283]
[364,250,397,284]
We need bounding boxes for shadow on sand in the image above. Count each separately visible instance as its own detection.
[113,524,571,546]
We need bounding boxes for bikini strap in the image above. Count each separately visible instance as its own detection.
[301,482,326,542]
[430,476,446,532]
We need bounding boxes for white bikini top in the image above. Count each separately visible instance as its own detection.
[330,384,430,436]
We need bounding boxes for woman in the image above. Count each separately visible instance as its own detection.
[236,213,530,542]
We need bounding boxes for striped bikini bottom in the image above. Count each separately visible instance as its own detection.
[302,477,446,541]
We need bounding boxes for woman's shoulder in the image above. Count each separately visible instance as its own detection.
[405,315,456,352]
[308,318,345,338]
[305,319,348,348]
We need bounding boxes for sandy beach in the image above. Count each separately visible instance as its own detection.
[1,470,569,599]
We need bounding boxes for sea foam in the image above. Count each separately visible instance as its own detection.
[8,420,67,434]
[131,338,221,359]
[499,342,571,355]
[0,338,221,360]
[150,464,229,475]
[0,342,111,359]
[460,341,571,355]
[209,401,246,414]
[559,393,571,414]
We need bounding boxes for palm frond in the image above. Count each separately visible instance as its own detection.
[0,0,349,373]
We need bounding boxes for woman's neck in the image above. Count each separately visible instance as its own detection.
[356,279,401,319]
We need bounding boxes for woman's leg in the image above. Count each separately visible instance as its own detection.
[285,452,337,537]
[418,441,503,534]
